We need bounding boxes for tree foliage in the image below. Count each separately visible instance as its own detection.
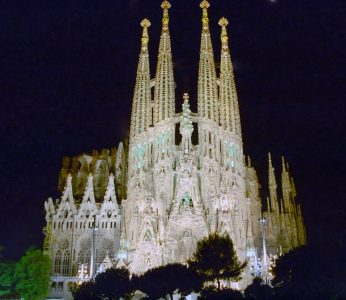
[72,267,131,300]
[94,267,131,299]
[272,244,346,299]
[0,261,16,296]
[72,281,97,300]
[200,286,243,300]
[136,263,202,300]
[188,233,246,290]
[14,248,51,300]
[244,277,273,300]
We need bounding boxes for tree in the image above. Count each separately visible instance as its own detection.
[15,248,51,300]
[188,233,246,291]
[71,281,97,300]
[272,244,346,299]
[200,286,243,300]
[0,261,16,297]
[136,263,202,300]
[94,267,131,299]
[244,277,273,300]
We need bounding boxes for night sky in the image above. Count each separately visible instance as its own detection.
[0,0,345,260]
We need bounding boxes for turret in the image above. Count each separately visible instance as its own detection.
[153,1,175,124]
[129,19,152,141]
[219,17,242,138]
[197,0,218,124]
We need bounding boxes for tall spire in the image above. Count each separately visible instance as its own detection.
[153,1,175,124]
[130,19,152,140]
[219,17,242,137]
[281,156,292,213]
[198,1,219,124]
[268,153,278,212]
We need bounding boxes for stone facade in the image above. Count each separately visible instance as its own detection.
[43,1,306,297]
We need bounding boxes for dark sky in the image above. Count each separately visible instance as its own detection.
[0,0,345,260]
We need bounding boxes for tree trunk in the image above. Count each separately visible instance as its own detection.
[217,277,221,291]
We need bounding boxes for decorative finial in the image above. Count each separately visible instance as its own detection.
[219,17,229,48]
[141,18,151,28]
[140,19,151,50]
[161,1,171,30]
[200,1,210,30]
[200,0,210,9]
[161,0,171,10]
[218,17,229,27]
[183,93,189,102]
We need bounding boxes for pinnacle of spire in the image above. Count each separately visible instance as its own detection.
[101,173,120,214]
[86,173,94,190]
[103,174,117,202]
[181,93,193,133]
[218,17,242,137]
[140,19,151,50]
[219,17,229,48]
[200,1,210,30]
[247,155,252,167]
[291,176,297,198]
[130,19,152,140]
[61,173,74,202]
[268,152,273,168]
[281,156,286,173]
[153,2,175,124]
[180,93,194,154]
[198,0,219,124]
[268,152,278,212]
[81,173,96,205]
[161,1,171,31]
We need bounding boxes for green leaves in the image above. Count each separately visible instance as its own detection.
[136,263,202,299]
[0,261,16,296]
[15,249,51,300]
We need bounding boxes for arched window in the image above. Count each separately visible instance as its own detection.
[54,240,70,276]
[96,239,114,265]
[54,251,62,274]
[78,238,92,273]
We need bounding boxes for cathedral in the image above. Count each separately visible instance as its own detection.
[43,1,306,298]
